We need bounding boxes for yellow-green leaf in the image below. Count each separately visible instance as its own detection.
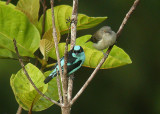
[10,63,48,111]
[38,5,107,35]
[0,2,40,58]
[40,39,54,60]
[40,27,60,60]
[42,27,61,42]
[33,71,59,110]
[0,47,17,59]
[16,0,40,25]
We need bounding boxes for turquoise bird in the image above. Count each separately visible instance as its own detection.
[44,45,85,84]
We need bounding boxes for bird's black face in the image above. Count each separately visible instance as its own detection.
[72,46,84,56]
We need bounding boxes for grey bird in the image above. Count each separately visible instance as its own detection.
[86,26,117,50]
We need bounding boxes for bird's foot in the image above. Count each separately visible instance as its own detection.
[66,17,77,24]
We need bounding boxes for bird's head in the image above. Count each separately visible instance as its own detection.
[72,45,84,56]
[99,26,112,34]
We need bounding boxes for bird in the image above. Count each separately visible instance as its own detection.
[86,26,117,51]
[44,45,85,84]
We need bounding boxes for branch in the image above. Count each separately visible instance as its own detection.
[50,0,63,82]
[62,35,70,106]
[16,106,22,114]
[13,39,62,107]
[40,0,47,37]
[56,68,63,104]
[67,76,73,102]
[70,0,78,49]
[6,0,11,5]
[70,0,140,106]
[68,0,78,103]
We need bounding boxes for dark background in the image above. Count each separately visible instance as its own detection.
[1,0,160,114]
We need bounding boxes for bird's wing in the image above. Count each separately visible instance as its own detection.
[91,35,100,43]
[67,60,82,74]
[51,50,76,72]
[86,35,100,43]
[51,56,64,70]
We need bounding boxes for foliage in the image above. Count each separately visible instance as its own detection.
[0,0,132,112]
[10,64,59,111]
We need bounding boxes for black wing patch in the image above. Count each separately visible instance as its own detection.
[90,35,99,43]
[67,50,77,63]
[67,60,82,73]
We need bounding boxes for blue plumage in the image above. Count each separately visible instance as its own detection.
[44,45,85,84]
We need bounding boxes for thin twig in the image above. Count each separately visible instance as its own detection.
[46,63,56,68]
[70,0,140,106]
[116,0,140,38]
[70,0,78,49]
[50,0,63,83]
[61,18,71,106]
[13,39,61,107]
[68,0,78,103]
[16,106,22,114]
[56,68,63,104]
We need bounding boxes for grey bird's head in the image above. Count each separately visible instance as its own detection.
[93,26,112,40]
[86,26,117,50]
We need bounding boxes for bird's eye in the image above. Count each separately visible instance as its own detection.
[73,50,81,54]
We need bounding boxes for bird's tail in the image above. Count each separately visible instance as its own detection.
[44,73,56,84]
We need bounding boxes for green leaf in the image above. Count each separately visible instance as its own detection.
[49,35,132,69]
[10,63,48,111]
[38,5,107,35]
[16,0,40,25]
[32,71,59,111]
[0,47,17,59]
[0,3,40,58]
[39,27,60,60]
[40,39,54,60]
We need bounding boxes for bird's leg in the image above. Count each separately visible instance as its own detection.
[66,17,71,24]
[66,17,77,25]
